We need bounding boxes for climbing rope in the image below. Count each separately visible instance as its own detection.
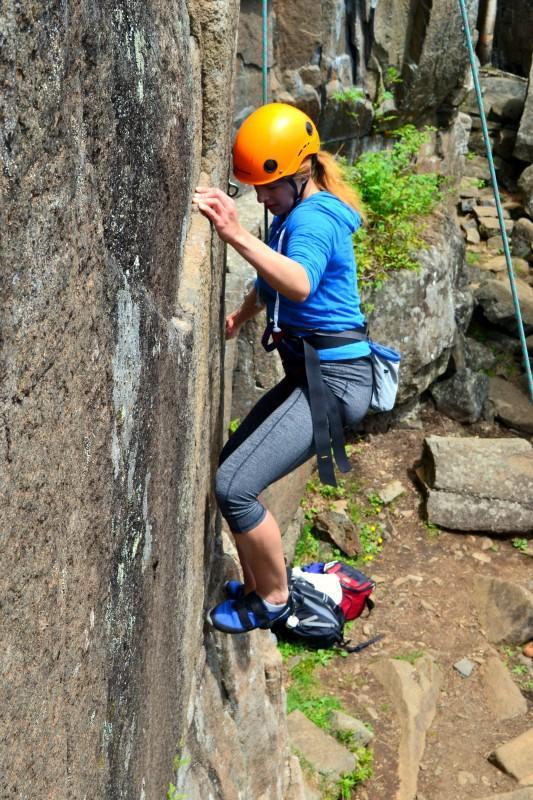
[458,0,533,402]
[262,0,269,242]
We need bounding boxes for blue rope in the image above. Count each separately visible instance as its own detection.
[458,0,533,402]
[262,0,269,242]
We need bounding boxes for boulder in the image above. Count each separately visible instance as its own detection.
[377,480,406,505]
[479,218,514,239]
[420,436,533,533]
[314,507,361,557]
[429,369,489,423]
[481,655,528,720]
[372,655,442,800]
[490,728,533,785]
[473,205,511,221]
[474,278,533,333]
[367,215,468,403]
[329,711,374,747]
[518,165,533,219]
[464,338,497,372]
[474,575,533,644]
[489,377,533,435]
[512,218,533,261]
[477,255,531,278]
[515,60,533,163]
[287,710,357,781]
[459,177,484,198]
[476,68,529,123]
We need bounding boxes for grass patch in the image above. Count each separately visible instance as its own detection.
[501,645,533,693]
[465,251,482,265]
[281,641,374,798]
[424,521,440,540]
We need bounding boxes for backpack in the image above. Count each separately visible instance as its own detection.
[272,563,382,653]
[322,561,375,621]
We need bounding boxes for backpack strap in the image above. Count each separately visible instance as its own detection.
[364,597,375,617]
[341,632,384,654]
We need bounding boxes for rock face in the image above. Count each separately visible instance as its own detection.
[372,655,442,800]
[0,3,289,799]
[515,60,533,163]
[235,0,478,151]
[421,436,533,533]
[494,0,533,78]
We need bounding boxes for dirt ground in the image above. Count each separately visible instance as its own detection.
[294,402,533,800]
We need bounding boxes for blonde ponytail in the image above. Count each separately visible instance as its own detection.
[312,151,365,217]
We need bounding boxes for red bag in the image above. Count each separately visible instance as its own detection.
[323,561,375,621]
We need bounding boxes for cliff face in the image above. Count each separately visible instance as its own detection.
[0,2,240,798]
[235,0,480,146]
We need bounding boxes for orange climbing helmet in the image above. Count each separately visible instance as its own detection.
[233,103,320,186]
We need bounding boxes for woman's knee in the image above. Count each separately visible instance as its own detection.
[214,463,266,533]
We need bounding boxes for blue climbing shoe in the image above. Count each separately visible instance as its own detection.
[207,592,291,634]
[224,580,245,599]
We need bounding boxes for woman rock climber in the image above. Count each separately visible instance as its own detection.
[192,103,373,635]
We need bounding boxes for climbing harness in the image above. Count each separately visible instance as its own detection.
[458,0,533,402]
[260,227,364,486]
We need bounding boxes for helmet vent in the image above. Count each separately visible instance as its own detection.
[305,122,313,135]
[263,159,278,173]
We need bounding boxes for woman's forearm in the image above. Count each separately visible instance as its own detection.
[233,287,264,326]
[230,228,310,303]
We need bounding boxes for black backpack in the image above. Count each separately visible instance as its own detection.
[272,570,383,653]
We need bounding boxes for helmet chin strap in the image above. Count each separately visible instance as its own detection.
[285,176,309,213]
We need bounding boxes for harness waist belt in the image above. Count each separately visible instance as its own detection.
[262,324,369,486]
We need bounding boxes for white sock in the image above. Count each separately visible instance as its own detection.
[262,597,287,612]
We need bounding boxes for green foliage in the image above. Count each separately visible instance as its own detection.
[465,250,482,265]
[393,649,425,665]
[501,645,533,693]
[306,477,347,500]
[321,747,374,799]
[287,687,342,729]
[424,521,440,540]
[294,521,320,563]
[366,491,385,516]
[166,785,186,800]
[284,648,342,728]
[512,537,528,552]
[343,125,443,304]
[228,418,240,434]
[332,86,366,116]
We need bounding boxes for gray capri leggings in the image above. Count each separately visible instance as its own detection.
[215,357,373,533]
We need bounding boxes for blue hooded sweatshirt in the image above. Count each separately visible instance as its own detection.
[256,191,371,361]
